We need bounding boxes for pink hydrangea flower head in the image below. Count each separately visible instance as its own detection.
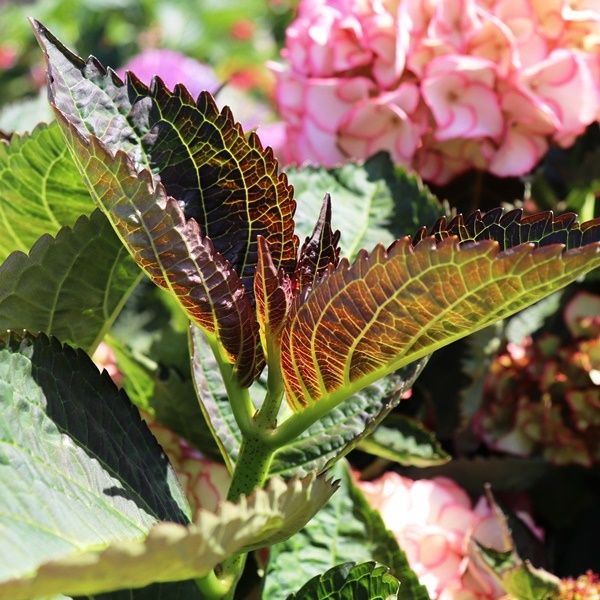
[357,473,508,599]
[118,49,220,99]
[274,0,600,183]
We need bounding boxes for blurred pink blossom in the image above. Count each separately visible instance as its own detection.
[273,0,600,184]
[357,473,509,599]
[118,49,220,98]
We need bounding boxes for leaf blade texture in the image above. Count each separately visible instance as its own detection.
[0,210,141,352]
[281,213,600,409]
[32,19,297,291]
[0,122,93,261]
[262,460,429,600]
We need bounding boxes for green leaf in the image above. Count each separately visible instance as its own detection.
[262,460,429,600]
[287,152,443,259]
[270,359,427,478]
[287,562,401,600]
[0,332,190,596]
[477,547,561,600]
[1,469,336,600]
[189,325,242,471]
[0,122,93,261]
[0,210,141,351]
[281,212,600,409]
[108,335,218,458]
[357,414,450,467]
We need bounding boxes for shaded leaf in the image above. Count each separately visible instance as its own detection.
[263,461,429,600]
[288,153,443,259]
[1,472,336,600]
[358,414,450,467]
[0,210,141,352]
[295,193,341,292]
[477,547,561,600]
[287,562,401,600]
[32,20,297,292]
[281,223,600,409]
[189,325,242,471]
[0,332,190,594]
[0,122,92,261]
[109,335,219,458]
[270,359,427,478]
[418,207,600,250]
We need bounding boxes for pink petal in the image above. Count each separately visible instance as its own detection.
[489,126,547,177]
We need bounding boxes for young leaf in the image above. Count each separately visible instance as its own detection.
[0,122,93,261]
[281,214,600,409]
[1,474,336,600]
[295,193,341,292]
[288,152,443,258]
[270,359,427,478]
[57,116,261,384]
[0,210,141,352]
[262,460,429,600]
[32,20,297,292]
[254,236,293,353]
[357,414,450,468]
[287,562,401,600]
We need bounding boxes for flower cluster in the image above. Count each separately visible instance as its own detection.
[357,472,508,599]
[272,0,600,184]
[560,571,600,599]
[473,291,600,466]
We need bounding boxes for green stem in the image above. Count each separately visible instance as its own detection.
[195,570,230,599]
[206,334,256,436]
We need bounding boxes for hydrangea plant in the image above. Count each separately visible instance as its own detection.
[0,19,599,600]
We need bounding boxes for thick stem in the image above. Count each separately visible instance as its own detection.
[215,436,276,597]
[227,435,275,502]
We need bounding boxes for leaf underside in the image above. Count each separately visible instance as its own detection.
[2,474,336,600]
[0,210,141,351]
[281,212,600,408]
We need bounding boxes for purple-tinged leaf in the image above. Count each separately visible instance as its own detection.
[295,193,341,293]
[56,112,261,384]
[254,236,293,355]
[32,20,297,297]
[414,207,600,250]
[281,225,600,410]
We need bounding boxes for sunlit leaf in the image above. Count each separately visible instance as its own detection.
[281,216,600,409]
[0,210,141,351]
[254,236,293,354]
[57,114,260,384]
[0,332,190,596]
[1,472,336,600]
[287,562,401,600]
[32,20,297,292]
[0,122,92,261]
